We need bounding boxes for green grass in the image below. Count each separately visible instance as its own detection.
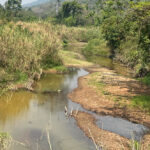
[132,95,150,111]
[88,72,106,90]
[14,72,28,83]
[59,50,93,67]
[53,66,68,73]
[140,74,150,86]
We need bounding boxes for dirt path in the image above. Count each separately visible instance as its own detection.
[68,66,150,150]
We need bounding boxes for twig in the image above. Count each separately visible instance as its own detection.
[88,128,100,150]
[46,128,52,150]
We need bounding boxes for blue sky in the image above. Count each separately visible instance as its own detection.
[0,0,37,5]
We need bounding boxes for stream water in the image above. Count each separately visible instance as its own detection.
[0,65,149,149]
[0,69,95,150]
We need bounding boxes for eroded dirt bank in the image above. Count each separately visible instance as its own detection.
[69,67,150,127]
[73,111,150,150]
[68,66,150,149]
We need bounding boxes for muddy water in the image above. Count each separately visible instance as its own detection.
[0,69,96,150]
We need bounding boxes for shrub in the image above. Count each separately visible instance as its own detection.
[0,21,62,89]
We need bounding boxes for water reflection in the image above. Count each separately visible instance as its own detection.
[0,68,95,150]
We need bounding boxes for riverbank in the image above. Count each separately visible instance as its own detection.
[69,66,150,126]
[68,66,150,149]
[73,111,150,150]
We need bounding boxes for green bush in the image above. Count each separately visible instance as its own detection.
[132,95,150,111]
[83,38,110,57]
[64,16,76,26]
[140,73,150,86]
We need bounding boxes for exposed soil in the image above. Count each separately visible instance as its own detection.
[68,66,150,149]
[73,111,150,150]
[69,66,150,127]
[73,111,130,150]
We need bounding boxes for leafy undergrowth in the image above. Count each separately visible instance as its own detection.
[140,74,150,87]
[52,66,69,73]
[83,38,110,58]
[132,95,150,111]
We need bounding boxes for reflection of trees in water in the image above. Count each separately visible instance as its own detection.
[35,74,65,92]
[61,68,80,93]
[67,68,79,79]
[0,91,35,126]
[0,68,80,128]
[38,93,68,114]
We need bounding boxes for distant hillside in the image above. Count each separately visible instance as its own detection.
[23,0,51,7]
[25,0,96,18]
[30,1,57,17]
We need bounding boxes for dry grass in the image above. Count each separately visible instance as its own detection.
[59,50,93,67]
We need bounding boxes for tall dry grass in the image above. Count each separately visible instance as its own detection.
[0,21,98,94]
[0,21,65,93]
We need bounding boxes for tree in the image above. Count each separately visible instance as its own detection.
[61,1,83,18]
[5,0,22,18]
[56,0,61,15]
[0,4,5,19]
[57,1,83,26]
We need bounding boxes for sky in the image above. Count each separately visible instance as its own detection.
[0,0,37,5]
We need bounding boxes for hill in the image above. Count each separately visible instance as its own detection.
[23,0,51,7]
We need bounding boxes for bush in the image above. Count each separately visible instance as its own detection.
[0,21,62,88]
[83,38,110,57]
[64,16,76,26]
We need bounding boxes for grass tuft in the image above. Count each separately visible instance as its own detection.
[131,95,150,111]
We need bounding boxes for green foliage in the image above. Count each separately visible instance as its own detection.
[57,1,85,26]
[132,95,150,111]
[140,73,150,86]
[64,16,76,26]
[5,0,22,19]
[0,22,62,89]
[60,1,83,18]
[0,0,38,22]
[83,38,110,57]
[100,1,150,75]
[102,16,126,51]
[14,71,28,83]
[75,28,100,42]
[53,66,68,73]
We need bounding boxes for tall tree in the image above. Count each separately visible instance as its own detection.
[0,4,5,19]
[5,0,22,18]
[56,0,61,15]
